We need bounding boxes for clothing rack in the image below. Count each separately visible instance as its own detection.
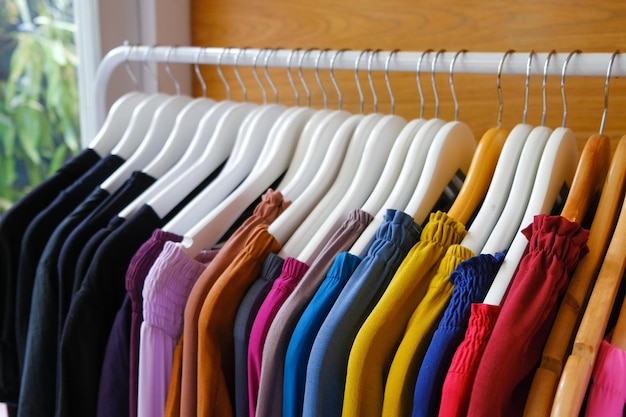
[92,45,625,139]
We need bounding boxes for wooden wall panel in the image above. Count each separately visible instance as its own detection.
[191,0,626,153]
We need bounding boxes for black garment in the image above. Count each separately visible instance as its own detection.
[57,171,156,323]
[96,295,132,417]
[13,154,123,386]
[233,253,284,417]
[0,149,100,406]
[56,205,162,417]
[16,187,111,417]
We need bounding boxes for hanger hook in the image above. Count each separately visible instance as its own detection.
[124,43,139,89]
[355,49,372,114]
[330,48,348,110]
[315,49,330,109]
[194,47,207,97]
[600,49,620,135]
[287,48,301,106]
[217,47,231,100]
[523,50,535,124]
[264,48,280,104]
[299,48,317,107]
[234,47,249,102]
[541,50,556,126]
[450,49,467,121]
[431,49,446,118]
[368,49,381,113]
[143,44,160,90]
[252,48,268,105]
[560,49,581,128]
[496,49,514,128]
[416,49,434,118]
[385,49,400,115]
[165,46,181,95]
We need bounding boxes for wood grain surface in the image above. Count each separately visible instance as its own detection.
[190,0,626,154]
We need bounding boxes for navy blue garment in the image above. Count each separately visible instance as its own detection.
[56,204,162,417]
[233,253,285,417]
[283,251,361,417]
[411,251,505,417]
[17,187,112,417]
[96,294,132,417]
[14,154,124,375]
[57,171,156,319]
[0,148,100,408]
[302,210,421,417]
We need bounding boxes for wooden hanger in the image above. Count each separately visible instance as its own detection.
[444,50,509,226]
[524,134,622,417]
[611,283,626,350]
[550,195,626,417]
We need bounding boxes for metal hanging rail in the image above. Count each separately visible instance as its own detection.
[92,45,625,136]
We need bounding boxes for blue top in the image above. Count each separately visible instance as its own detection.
[283,251,361,417]
[302,209,421,417]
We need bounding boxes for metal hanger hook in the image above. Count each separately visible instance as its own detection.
[368,49,381,113]
[330,49,348,110]
[560,49,581,128]
[217,47,231,100]
[298,48,317,107]
[450,49,467,121]
[315,49,330,109]
[431,49,446,118]
[143,44,160,90]
[234,47,249,102]
[165,46,181,95]
[385,49,400,115]
[194,47,207,97]
[416,49,434,119]
[264,48,280,104]
[124,43,139,89]
[541,50,556,126]
[355,49,372,114]
[600,49,620,135]
[523,50,535,124]
[287,48,301,106]
[252,48,268,104]
[496,49,515,128]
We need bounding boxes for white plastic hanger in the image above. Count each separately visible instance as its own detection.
[481,51,557,255]
[269,49,367,246]
[460,50,533,254]
[349,50,445,255]
[118,49,221,218]
[177,49,321,255]
[101,48,197,193]
[277,49,353,200]
[403,50,477,226]
[88,47,151,156]
[292,50,407,262]
[483,50,580,306]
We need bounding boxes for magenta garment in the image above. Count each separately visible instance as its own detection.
[247,257,309,417]
[438,303,500,417]
[584,339,626,417]
[468,215,589,417]
[136,241,213,417]
[126,228,183,417]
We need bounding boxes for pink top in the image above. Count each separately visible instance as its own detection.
[584,338,626,417]
[136,242,213,417]
[247,257,309,417]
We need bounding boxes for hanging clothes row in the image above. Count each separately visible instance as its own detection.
[0,46,625,417]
